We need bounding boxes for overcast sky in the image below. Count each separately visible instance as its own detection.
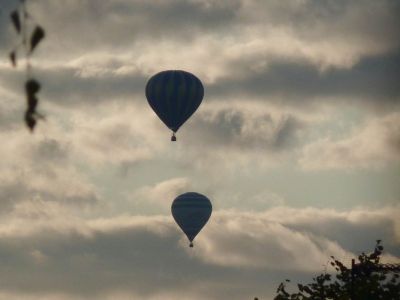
[0,1,399,299]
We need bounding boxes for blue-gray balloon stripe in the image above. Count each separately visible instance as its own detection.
[147,74,168,126]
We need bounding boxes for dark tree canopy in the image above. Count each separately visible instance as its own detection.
[274,240,400,300]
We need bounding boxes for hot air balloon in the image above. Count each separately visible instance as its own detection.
[171,192,212,247]
[145,70,204,141]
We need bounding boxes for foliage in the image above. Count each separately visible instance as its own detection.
[9,0,45,131]
[274,240,400,300]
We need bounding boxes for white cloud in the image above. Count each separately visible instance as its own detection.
[299,113,400,170]
[0,129,99,213]
[0,202,398,299]
[66,106,159,165]
[193,206,400,270]
[195,214,352,271]
[134,177,192,208]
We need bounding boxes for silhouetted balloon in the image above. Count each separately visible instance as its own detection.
[145,70,204,141]
[171,192,212,247]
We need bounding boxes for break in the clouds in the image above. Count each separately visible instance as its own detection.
[1,0,400,299]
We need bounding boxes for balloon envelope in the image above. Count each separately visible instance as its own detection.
[145,70,204,140]
[171,192,212,247]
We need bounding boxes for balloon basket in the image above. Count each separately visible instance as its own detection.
[189,242,193,248]
[171,133,177,141]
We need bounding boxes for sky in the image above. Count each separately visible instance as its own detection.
[0,0,399,299]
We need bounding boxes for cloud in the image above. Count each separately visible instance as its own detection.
[2,0,398,110]
[134,177,192,207]
[28,0,240,55]
[195,215,352,272]
[26,0,399,69]
[0,205,398,299]
[194,206,400,270]
[0,163,98,213]
[64,107,160,166]
[207,51,400,109]
[0,126,100,213]
[0,1,399,298]
[299,113,400,170]
[160,101,313,171]
[189,106,304,151]
[260,206,400,252]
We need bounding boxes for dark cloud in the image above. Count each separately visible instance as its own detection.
[2,47,397,116]
[0,208,398,299]
[25,0,240,56]
[181,108,305,152]
[0,221,285,299]
[1,0,398,113]
[208,50,400,109]
[285,0,400,44]
[0,64,146,109]
[0,179,98,214]
[22,0,399,57]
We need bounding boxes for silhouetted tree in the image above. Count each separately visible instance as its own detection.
[274,240,400,300]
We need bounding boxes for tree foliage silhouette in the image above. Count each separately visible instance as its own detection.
[274,240,400,300]
[9,0,45,131]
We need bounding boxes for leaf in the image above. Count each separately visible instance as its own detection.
[9,51,17,67]
[10,10,21,33]
[25,79,41,96]
[302,286,313,294]
[27,95,38,112]
[24,111,36,131]
[30,26,45,52]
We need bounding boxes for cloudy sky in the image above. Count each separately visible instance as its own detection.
[0,0,399,299]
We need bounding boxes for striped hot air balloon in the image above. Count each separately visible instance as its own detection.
[171,192,212,247]
[145,70,204,141]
